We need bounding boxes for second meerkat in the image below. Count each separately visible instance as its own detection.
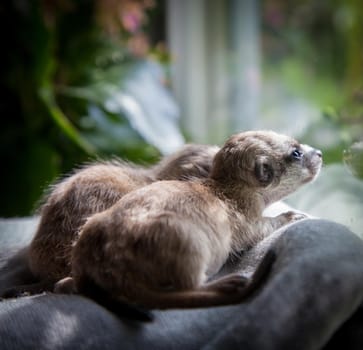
[26,144,219,288]
[58,131,323,309]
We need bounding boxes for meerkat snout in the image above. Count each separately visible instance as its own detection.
[210,131,322,204]
[288,143,323,184]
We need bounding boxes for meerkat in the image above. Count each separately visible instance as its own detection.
[56,131,322,309]
[2,144,219,298]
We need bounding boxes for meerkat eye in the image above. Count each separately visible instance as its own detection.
[291,149,303,160]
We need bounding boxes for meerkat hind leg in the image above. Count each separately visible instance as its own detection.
[127,250,276,309]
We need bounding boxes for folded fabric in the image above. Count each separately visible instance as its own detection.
[1,218,363,350]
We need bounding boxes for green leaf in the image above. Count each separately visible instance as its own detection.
[39,86,96,155]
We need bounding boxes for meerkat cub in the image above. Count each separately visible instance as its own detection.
[56,131,322,309]
[12,144,218,295]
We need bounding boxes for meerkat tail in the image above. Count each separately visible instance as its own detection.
[87,286,154,322]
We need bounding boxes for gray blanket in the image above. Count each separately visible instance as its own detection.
[1,217,363,350]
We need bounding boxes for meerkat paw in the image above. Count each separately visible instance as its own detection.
[275,211,308,226]
[282,211,308,222]
[54,276,77,294]
[204,273,249,294]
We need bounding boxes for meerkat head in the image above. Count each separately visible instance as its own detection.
[210,130,322,202]
[156,144,220,180]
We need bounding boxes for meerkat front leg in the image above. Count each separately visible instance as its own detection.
[262,211,307,233]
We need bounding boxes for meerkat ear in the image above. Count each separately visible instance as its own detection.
[254,156,274,186]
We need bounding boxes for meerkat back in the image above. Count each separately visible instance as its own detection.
[26,144,220,287]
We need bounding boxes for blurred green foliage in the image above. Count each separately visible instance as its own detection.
[1,0,362,217]
[262,0,363,166]
[0,0,165,216]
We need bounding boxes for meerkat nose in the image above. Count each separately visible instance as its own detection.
[315,149,322,158]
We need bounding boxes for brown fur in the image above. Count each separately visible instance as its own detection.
[61,131,322,309]
[28,144,219,284]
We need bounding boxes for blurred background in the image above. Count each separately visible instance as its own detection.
[0,0,362,232]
